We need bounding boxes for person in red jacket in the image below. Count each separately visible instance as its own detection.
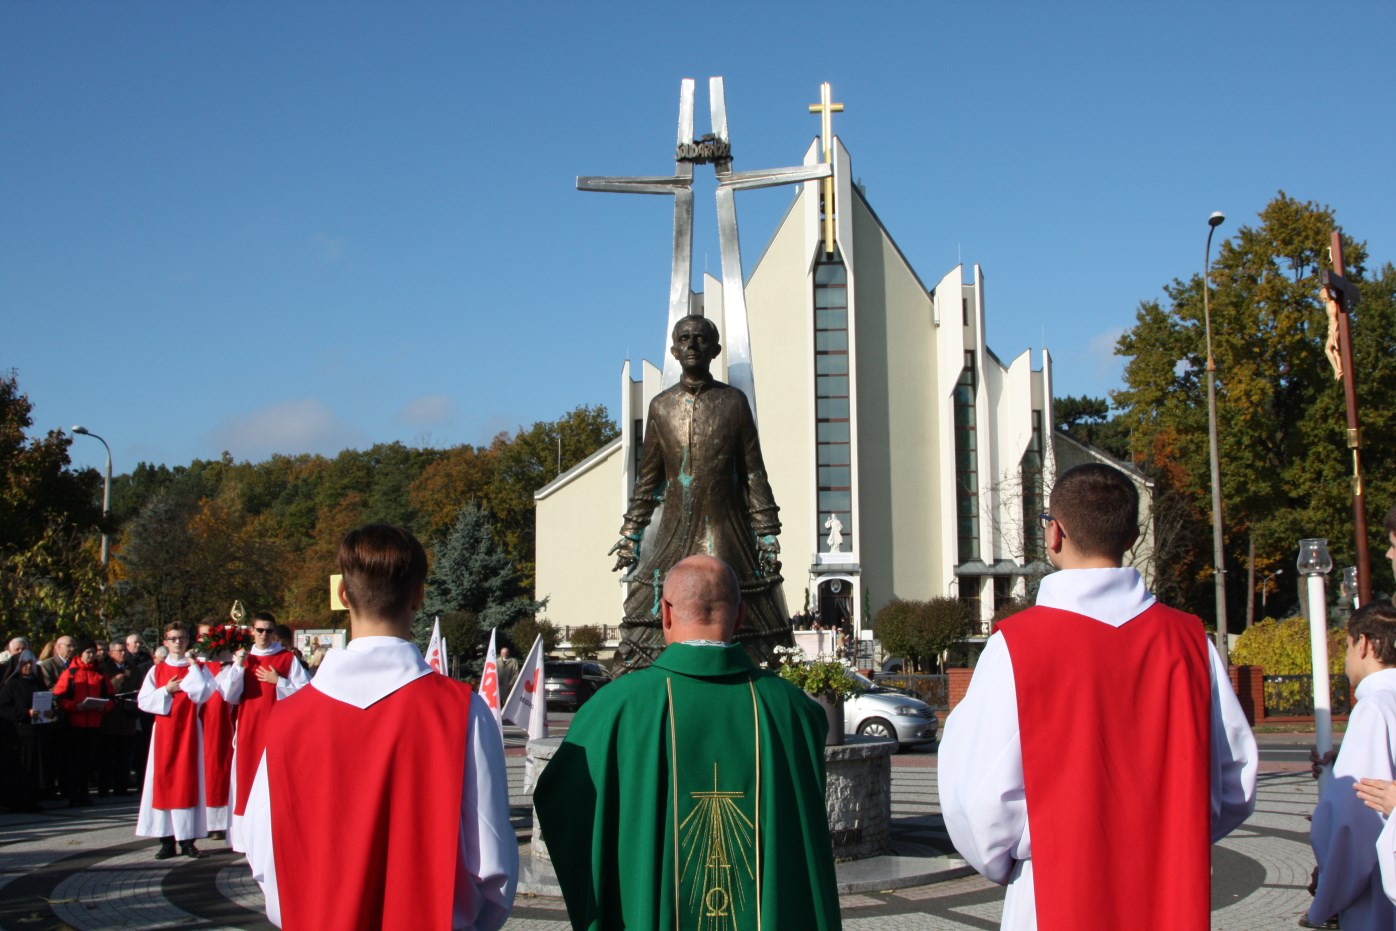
[52,637,112,807]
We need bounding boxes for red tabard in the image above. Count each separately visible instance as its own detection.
[998,603,1212,931]
[151,663,204,811]
[265,675,473,931]
[232,650,297,817]
[200,661,235,809]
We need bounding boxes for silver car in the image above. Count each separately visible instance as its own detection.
[843,672,938,750]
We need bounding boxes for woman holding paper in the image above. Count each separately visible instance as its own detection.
[53,638,112,806]
[0,650,45,811]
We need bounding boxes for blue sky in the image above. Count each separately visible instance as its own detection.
[4,1,1393,474]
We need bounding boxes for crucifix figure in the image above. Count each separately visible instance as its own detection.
[1320,230,1372,605]
[577,77,830,418]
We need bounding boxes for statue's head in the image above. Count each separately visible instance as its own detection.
[670,315,721,377]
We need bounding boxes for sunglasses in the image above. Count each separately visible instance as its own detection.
[253,626,275,634]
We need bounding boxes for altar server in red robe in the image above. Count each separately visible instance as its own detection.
[200,653,235,840]
[243,523,516,930]
[136,624,215,860]
[939,463,1258,930]
[215,611,310,851]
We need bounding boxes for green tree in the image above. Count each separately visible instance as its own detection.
[416,503,543,652]
[874,597,971,672]
[118,490,284,630]
[489,405,619,586]
[1113,193,1396,620]
[568,624,605,659]
[1054,395,1130,459]
[510,615,561,657]
[0,373,102,552]
[0,373,108,637]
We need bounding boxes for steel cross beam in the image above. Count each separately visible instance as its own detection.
[578,77,830,417]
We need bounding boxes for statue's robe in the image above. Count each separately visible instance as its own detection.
[616,378,792,671]
[535,643,843,931]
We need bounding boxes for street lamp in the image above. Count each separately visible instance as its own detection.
[1203,211,1229,665]
[71,425,112,566]
[1297,537,1334,794]
[1260,567,1284,613]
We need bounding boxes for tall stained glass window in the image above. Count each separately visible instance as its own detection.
[1021,410,1044,558]
[815,246,851,548]
[955,352,979,562]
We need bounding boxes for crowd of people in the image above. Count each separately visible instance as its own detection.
[4,484,1396,931]
[1,631,157,811]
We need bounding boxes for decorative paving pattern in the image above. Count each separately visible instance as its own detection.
[0,750,1324,929]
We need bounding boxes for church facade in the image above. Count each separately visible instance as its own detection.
[536,107,1078,649]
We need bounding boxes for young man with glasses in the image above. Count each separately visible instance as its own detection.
[215,611,310,852]
[135,624,215,859]
[940,463,1258,930]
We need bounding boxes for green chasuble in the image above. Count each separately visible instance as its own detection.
[535,643,842,931]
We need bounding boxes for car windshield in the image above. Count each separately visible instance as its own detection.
[851,671,895,693]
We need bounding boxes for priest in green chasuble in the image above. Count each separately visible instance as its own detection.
[535,554,843,930]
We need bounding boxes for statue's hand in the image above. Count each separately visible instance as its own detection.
[609,537,638,572]
[757,535,781,578]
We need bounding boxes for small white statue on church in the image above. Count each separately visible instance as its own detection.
[824,513,844,553]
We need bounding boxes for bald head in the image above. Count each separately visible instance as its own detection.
[660,555,743,644]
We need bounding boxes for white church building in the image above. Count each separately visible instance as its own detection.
[535,89,1079,649]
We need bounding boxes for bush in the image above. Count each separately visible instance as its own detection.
[1232,616,1344,675]
[874,597,971,672]
[568,624,605,659]
[510,616,561,656]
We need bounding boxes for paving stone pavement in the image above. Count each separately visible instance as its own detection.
[0,755,1322,929]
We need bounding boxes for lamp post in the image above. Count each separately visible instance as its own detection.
[1203,210,1229,665]
[1298,537,1334,794]
[71,425,112,566]
[1260,568,1284,613]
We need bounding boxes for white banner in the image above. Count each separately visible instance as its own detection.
[501,634,548,791]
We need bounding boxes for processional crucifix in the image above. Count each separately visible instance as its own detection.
[578,77,831,418]
[1320,230,1372,605]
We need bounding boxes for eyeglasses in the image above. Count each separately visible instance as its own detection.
[253,626,275,634]
[165,636,187,643]
[1038,513,1065,537]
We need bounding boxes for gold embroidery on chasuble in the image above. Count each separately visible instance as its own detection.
[666,677,763,931]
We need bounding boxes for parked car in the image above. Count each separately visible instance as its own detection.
[543,660,612,711]
[843,672,937,750]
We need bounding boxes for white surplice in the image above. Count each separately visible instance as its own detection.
[215,643,310,851]
[135,657,215,841]
[242,636,518,930]
[1310,666,1396,929]
[938,567,1259,931]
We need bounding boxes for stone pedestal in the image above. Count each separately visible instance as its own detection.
[824,735,894,860]
[528,737,563,862]
[528,732,894,863]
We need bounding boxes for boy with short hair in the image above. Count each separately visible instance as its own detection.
[1311,600,1396,928]
[136,623,215,859]
[243,524,516,930]
[940,463,1257,930]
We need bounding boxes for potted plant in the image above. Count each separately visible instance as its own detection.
[773,646,858,746]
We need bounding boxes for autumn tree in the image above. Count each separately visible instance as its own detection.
[0,373,108,638]
[488,405,619,586]
[1113,193,1396,621]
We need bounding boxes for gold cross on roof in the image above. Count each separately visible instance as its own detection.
[808,82,844,254]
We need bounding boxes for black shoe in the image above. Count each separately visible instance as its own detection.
[179,841,203,859]
[155,840,177,860]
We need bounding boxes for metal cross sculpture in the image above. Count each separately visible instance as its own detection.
[1321,230,1372,605]
[578,77,831,418]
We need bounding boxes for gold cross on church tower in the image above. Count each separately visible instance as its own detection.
[808,82,844,254]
